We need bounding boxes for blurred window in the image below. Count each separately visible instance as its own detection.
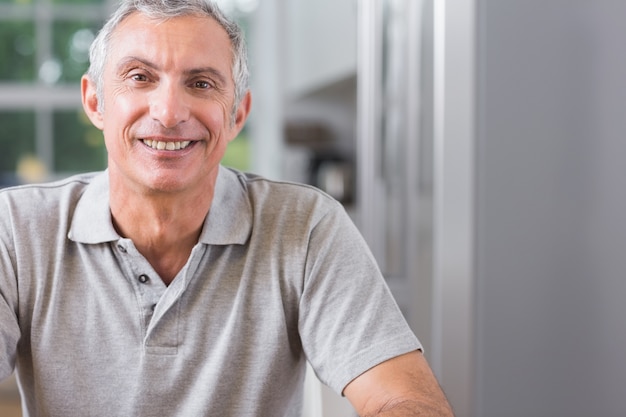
[0,0,254,186]
[0,0,108,185]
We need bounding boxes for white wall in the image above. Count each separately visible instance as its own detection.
[285,0,357,96]
[475,1,626,416]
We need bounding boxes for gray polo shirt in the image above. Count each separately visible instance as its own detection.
[0,166,420,417]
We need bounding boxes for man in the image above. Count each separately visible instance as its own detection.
[0,0,454,415]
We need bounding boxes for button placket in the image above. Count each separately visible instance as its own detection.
[113,239,208,355]
[113,239,166,342]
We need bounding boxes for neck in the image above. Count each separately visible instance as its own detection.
[109,180,215,285]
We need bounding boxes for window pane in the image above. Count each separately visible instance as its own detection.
[0,21,36,81]
[0,111,36,185]
[51,0,103,5]
[53,109,106,172]
[0,0,32,5]
[53,21,100,83]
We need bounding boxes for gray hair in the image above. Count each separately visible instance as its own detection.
[87,0,249,122]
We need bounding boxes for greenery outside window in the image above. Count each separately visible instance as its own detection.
[0,0,253,188]
[0,0,108,185]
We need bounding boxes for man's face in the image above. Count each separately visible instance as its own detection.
[83,12,249,195]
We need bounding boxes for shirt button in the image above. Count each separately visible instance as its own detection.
[138,274,150,284]
[117,244,127,253]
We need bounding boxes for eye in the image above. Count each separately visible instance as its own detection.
[130,73,148,82]
[193,80,212,89]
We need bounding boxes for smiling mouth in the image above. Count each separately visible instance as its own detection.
[142,139,192,151]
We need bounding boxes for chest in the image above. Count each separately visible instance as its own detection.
[18,239,304,359]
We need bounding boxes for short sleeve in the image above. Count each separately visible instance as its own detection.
[298,203,421,394]
[0,198,20,381]
[0,293,20,380]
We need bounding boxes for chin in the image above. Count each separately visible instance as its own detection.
[144,171,209,195]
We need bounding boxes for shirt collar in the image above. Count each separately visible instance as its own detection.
[68,166,252,245]
[198,166,252,245]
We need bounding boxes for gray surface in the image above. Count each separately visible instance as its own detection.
[476,1,626,416]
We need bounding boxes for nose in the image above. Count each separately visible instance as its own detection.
[149,81,190,128]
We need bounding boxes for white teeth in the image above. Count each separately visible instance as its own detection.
[143,139,192,150]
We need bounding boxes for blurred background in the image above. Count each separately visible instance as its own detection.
[0,0,255,187]
[3,0,626,416]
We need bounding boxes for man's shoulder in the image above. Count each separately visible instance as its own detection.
[0,171,104,219]
[0,171,102,199]
[222,167,350,240]
[225,167,339,208]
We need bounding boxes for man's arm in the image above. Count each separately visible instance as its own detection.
[343,350,455,417]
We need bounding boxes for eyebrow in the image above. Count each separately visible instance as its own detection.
[116,56,229,86]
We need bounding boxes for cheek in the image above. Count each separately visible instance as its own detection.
[110,88,146,118]
[102,89,146,135]
[200,101,231,131]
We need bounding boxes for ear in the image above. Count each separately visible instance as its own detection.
[229,90,252,139]
[81,75,104,130]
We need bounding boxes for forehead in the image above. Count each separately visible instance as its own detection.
[107,12,234,76]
